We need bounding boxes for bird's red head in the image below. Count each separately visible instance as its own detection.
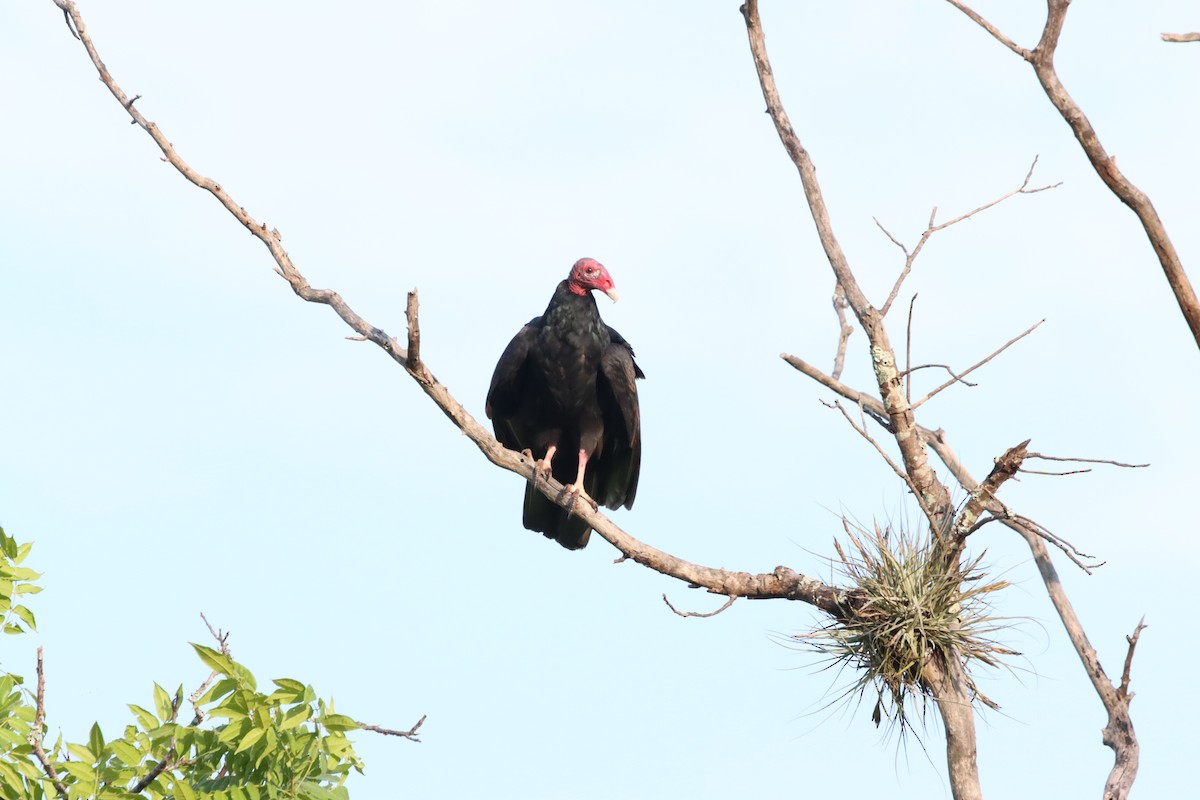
[566,258,619,302]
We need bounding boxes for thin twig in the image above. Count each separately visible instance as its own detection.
[1027,453,1149,469]
[31,648,69,798]
[355,715,427,741]
[825,399,936,526]
[910,319,1044,410]
[943,0,1032,59]
[1162,32,1200,43]
[899,363,978,388]
[1118,619,1147,698]
[1010,515,1101,573]
[1019,467,1091,476]
[831,282,853,381]
[877,158,1057,318]
[662,593,737,618]
[930,157,1059,230]
[905,294,917,402]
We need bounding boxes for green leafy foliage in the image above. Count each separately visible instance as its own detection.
[0,526,379,799]
[0,526,41,637]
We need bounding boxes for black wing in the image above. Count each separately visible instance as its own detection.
[592,327,642,510]
[485,318,541,451]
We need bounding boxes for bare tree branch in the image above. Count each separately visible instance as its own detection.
[947,0,1200,353]
[662,593,738,618]
[921,434,1139,799]
[920,656,981,800]
[31,647,68,799]
[877,158,1058,318]
[355,715,427,742]
[740,0,953,537]
[825,400,937,525]
[950,440,1029,549]
[899,363,977,388]
[943,0,1031,59]
[1009,514,1102,573]
[910,319,1044,410]
[831,282,853,381]
[1026,453,1149,469]
[1118,619,1147,699]
[1162,32,1200,43]
[130,755,172,794]
[904,294,918,403]
[48,0,858,619]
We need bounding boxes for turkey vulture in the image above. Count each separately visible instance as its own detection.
[486,258,643,549]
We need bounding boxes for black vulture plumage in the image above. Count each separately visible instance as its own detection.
[486,258,643,549]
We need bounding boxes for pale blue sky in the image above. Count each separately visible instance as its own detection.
[2,1,1198,797]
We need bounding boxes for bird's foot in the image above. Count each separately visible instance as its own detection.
[560,483,599,516]
[530,457,554,489]
[527,445,557,489]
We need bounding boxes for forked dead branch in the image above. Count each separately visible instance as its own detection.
[945,0,1200,352]
[740,1,1145,798]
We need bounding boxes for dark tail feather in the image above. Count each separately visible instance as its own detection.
[522,485,591,550]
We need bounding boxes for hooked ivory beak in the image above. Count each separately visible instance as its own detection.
[604,287,620,303]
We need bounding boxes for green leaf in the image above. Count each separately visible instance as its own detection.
[0,760,25,791]
[278,703,312,731]
[128,704,159,731]
[0,726,29,748]
[216,718,251,745]
[196,677,237,707]
[88,721,105,761]
[147,722,180,742]
[10,605,35,631]
[63,763,99,795]
[3,567,40,581]
[272,678,305,693]
[211,690,250,720]
[191,644,234,676]
[153,683,173,722]
[0,530,17,559]
[254,727,278,769]
[230,661,257,692]
[65,741,96,764]
[268,678,306,703]
[320,714,359,733]
[175,779,198,800]
[108,738,141,766]
[234,725,265,754]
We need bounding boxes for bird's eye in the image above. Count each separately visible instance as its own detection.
[586,268,597,276]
